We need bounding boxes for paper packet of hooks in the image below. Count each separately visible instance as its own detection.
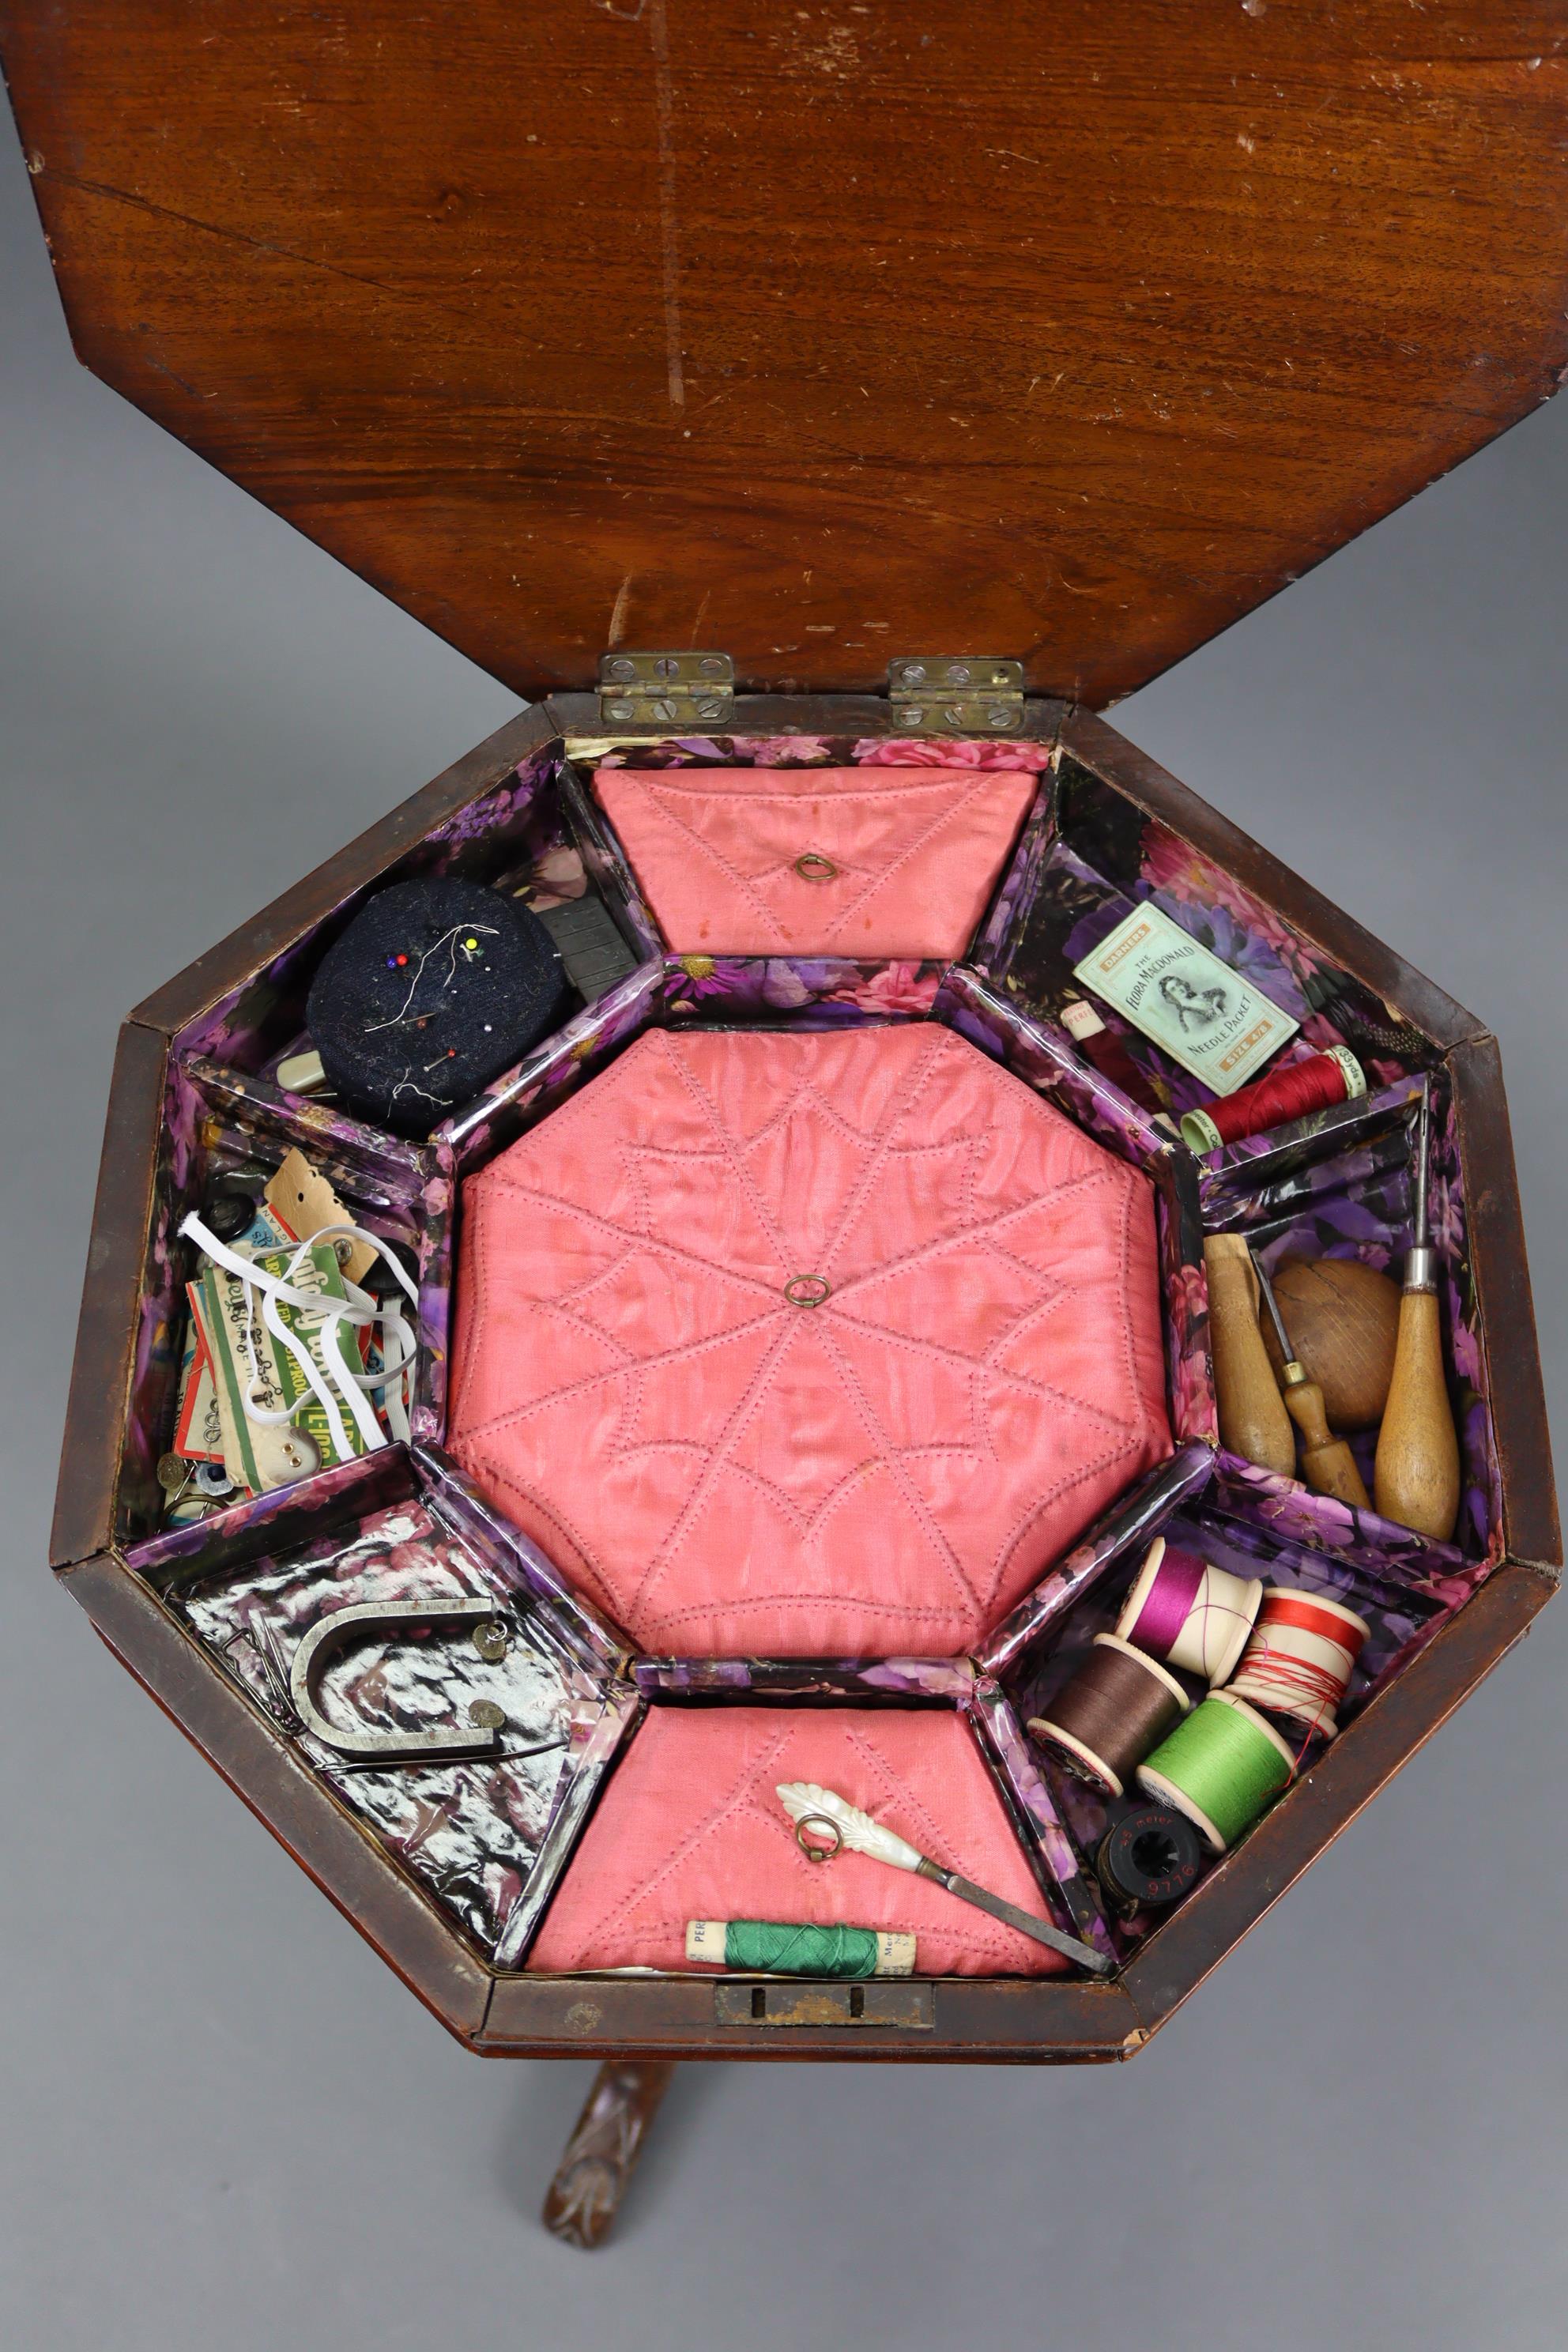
[159,1146,418,1521]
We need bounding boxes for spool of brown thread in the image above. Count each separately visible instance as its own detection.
[1027,1633,1191,1798]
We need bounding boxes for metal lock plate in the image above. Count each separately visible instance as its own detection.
[597,650,735,729]
[888,657,1024,736]
[714,1981,934,2028]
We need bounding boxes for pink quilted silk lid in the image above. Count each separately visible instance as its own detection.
[450,1025,1170,1657]
[528,1707,1068,1977]
[592,763,1039,956]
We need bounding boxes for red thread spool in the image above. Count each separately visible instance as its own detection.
[1226,1586,1370,1740]
[1060,997,1167,1116]
[1180,1047,1365,1155]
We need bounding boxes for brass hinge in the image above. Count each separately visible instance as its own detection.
[597,650,735,729]
[888,657,1024,736]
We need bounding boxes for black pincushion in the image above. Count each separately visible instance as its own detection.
[307,878,569,1136]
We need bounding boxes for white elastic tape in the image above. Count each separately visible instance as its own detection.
[258,1281,360,1454]
[375,1304,413,1444]
[180,1208,419,1455]
[180,1212,377,1323]
[270,1235,386,1451]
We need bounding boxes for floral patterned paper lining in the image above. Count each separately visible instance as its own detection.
[111,717,1505,1969]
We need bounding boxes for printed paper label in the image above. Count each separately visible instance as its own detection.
[1072,903,1297,1095]
[173,1322,224,1462]
[193,1238,369,1491]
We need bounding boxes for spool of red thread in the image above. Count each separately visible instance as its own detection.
[1225,1586,1370,1740]
[1060,997,1167,1117]
[1180,1046,1365,1155]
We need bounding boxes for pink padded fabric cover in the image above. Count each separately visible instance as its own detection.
[593,764,1038,956]
[528,1707,1068,1977]
[450,1026,1170,1657]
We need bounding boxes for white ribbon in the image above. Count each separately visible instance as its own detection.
[179,1209,420,1455]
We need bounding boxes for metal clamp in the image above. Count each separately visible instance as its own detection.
[288,1599,508,1761]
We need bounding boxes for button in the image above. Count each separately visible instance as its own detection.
[471,1619,511,1663]
[156,1452,192,1492]
[468,1699,507,1732]
[793,852,838,882]
[202,1185,258,1242]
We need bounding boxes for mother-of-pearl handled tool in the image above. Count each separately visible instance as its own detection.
[775,1781,1114,1977]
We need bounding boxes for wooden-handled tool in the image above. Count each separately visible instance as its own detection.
[1203,1233,1295,1478]
[1253,1250,1371,1508]
[1374,1087,1461,1541]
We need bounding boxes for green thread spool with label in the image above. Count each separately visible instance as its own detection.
[1136,1692,1295,1853]
[684,1920,915,1977]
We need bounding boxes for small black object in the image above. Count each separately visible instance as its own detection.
[202,1182,259,1243]
[536,895,640,1002]
[1096,1804,1204,1915]
[307,879,569,1137]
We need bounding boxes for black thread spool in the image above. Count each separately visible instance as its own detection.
[307,878,569,1138]
[1096,1803,1204,1915]
[1027,1633,1190,1798]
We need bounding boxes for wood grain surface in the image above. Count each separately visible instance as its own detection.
[542,2061,677,2249]
[4,2,1566,701]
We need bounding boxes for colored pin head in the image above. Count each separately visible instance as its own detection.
[307,877,570,1137]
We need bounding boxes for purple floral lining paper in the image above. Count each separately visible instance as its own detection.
[106,714,1508,1976]
[632,1657,975,1702]
[964,1678,1115,1956]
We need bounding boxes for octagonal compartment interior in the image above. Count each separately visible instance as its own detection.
[111,720,1522,1999]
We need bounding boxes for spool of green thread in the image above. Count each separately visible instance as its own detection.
[1136,1692,1295,1853]
[684,1920,915,1977]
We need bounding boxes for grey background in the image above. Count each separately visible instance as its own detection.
[2,106,1565,2352]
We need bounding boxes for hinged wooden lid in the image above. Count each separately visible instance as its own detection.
[5,3,1566,703]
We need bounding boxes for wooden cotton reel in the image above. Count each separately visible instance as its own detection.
[1027,1634,1189,1798]
[1115,1536,1262,1687]
[1137,1694,1296,1854]
[1226,1588,1370,1740]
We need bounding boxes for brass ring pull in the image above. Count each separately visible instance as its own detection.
[794,1813,843,1863]
[784,1273,832,1308]
[793,851,838,881]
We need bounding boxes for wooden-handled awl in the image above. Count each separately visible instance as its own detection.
[1374,1086,1461,1541]
[1203,1232,1295,1478]
[1252,1250,1371,1508]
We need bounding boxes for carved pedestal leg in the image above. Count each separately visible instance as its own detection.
[542,2059,677,2248]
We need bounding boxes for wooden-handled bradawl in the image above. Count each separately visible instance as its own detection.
[1252,1250,1371,1509]
[1374,1087,1461,1541]
[1203,1232,1295,1479]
